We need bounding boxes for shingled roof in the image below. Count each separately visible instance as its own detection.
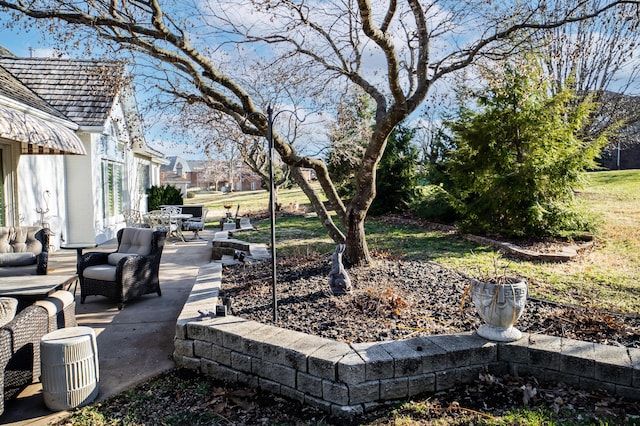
[0,65,67,120]
[0,57,126,127]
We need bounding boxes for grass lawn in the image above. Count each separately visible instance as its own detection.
[189,170,640,313]
[187,186,311,219]
[430,170,640,312]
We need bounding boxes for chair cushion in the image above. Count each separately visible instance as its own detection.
[83,264,117,282]
[35,290,75,316]
[48,290,75,306]
[183,221,204,231]
[0,252,36,266]
[0,265,39,276]
[0,297,18,327]
[118,228,153,256]
[0,226,43,255]
[34,299,58,317]
[0,227,12,253]
[108,252,140,266]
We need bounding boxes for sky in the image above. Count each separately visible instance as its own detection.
[0,24,208,160]
[0,25,55,58]
[2,2,639,164]
[0,21,336,162]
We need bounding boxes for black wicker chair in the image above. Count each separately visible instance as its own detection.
[0,304,49,415]
[78,228,166,310]
[0,226,49,276]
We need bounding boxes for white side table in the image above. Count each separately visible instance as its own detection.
[40,326,99,411]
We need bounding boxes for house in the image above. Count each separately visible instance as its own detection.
[0,51,165,246]
[184,159,209,189]
[162,156,265,193]
[599,143,640,170]
[159,155,191,196]
[594,91,640,170]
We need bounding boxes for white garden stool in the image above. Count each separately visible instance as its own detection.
[40,326,99,411]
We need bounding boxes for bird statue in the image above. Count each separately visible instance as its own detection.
[328,244,352,295]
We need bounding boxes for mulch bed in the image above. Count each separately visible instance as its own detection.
[221,255,640,348]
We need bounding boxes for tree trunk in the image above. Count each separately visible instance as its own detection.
[290,167,345,243]
[273,185,282,212]
[344,206,371,266]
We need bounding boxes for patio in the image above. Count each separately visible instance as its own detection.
[0,229,215,426]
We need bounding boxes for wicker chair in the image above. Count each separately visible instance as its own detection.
[34,290,77,332]
[182,208,209,239]
[78,228,166,310]
[0,226,49,276]
[0,304,49,415]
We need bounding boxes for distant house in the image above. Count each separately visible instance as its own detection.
[0,52,165,246]
[160,155,191,196]
[185,159,209,188]
[594,91,640,170]
[299,168,317,182]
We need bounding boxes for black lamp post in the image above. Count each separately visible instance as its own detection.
[266,104,278,323]
[247,104,302,323]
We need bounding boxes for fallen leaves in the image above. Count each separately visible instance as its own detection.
[223,255,640,348]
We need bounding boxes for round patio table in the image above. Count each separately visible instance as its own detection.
[60,242,97,272]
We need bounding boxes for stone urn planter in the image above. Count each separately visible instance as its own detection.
[468,277,527,342]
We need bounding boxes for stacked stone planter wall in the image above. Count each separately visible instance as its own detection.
[174,262,640,419]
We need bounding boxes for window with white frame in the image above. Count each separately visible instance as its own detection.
[138,162,150,194]
[102,160,123,218]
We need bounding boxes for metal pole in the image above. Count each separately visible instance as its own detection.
[267,104,278,323]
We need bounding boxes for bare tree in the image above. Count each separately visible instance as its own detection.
[536,0,640,151]
[200,161,227,192]
[2,0,638,265]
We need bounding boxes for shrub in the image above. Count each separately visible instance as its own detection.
[411,185,460,224]
[370,125,421,216]
[442,60,608,238]
[147,185,184,211]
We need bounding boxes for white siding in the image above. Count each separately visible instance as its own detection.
[13,145,68,249]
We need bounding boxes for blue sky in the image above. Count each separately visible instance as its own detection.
[0,24,207,160]
[0,25,52,57]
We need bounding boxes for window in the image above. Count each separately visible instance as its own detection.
[138,162,150,195]
[102,160,123,218]
[0,149,4,226]
[100,122,124,161]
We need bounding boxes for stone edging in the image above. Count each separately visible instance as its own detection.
[174,262,640,419]
[465,234,595,262]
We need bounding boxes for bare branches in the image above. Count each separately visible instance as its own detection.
[533,1,640,149]
[430,1,637,81]
[2,0,638,264]
[357,0,405,105]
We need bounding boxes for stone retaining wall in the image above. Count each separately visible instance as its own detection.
[174,262,640,418]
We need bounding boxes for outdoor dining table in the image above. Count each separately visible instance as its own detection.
[143,212,192,242]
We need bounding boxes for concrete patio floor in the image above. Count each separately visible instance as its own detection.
[0,230,214,426]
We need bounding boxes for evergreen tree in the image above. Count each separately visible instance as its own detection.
[370,125,420,215]
[444,61,607,238]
